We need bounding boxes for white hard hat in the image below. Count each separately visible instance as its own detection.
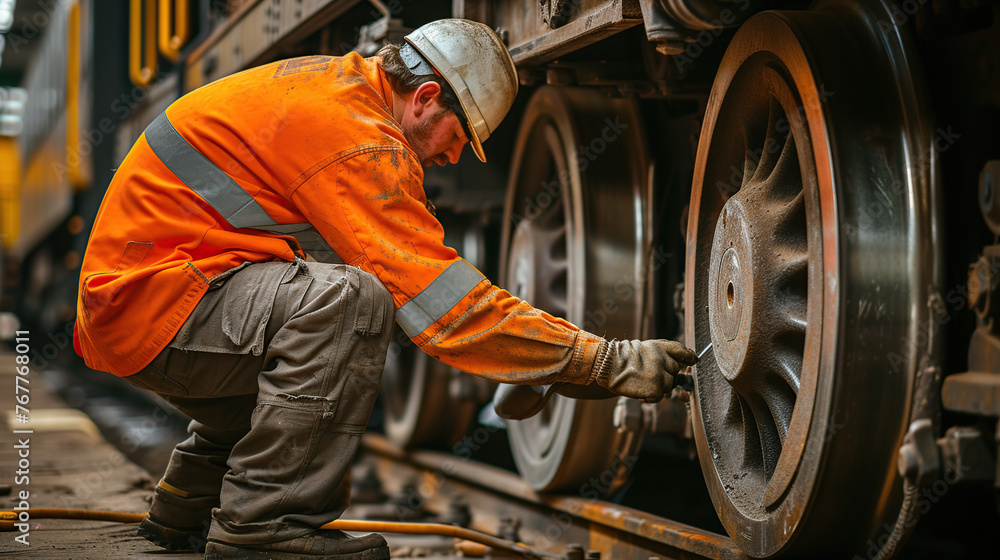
[404,19,518,163]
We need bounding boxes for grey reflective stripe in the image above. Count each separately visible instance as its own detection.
[144,112,343,264]
[242,222,342,263]
[397,260,485,338]
[145,112,277,229]
[287,228,342,264]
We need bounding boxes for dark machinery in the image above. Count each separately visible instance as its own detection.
[2,1,998,558]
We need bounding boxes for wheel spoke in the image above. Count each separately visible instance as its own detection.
[725,385,743,424]
[780,306,808,333]
[535,189,566,226]
[738,396,761,470]
[773,347,802,394]
[534,259,569,315]
[751,99,787,184]
[740,102,768,185]
[762,123,801,202]
[747,393,782,477]
[775,248,808,288]
[772,190,807,239]
[547,267,569,316]
[725,390,761,470]
[765,383,794,445]
[541,222,568,253]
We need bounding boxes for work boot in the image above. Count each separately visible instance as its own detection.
[137,480,216,552]
[204,529,390,559]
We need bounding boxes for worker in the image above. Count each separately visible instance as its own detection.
[74,19,696,560]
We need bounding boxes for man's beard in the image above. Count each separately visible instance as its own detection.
[403,108,447,166]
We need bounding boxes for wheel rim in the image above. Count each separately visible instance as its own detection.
[702,77,821,508]
[382,335,417,424]
[501,86,648,492]
[382,333,475,449]
[381,217,487,450]
[686,1,940,556]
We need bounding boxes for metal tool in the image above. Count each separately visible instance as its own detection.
[673,343,712,394]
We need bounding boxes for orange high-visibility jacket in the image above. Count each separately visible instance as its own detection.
[76,54,604,383]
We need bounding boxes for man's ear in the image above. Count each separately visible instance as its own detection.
[411,81,442,119]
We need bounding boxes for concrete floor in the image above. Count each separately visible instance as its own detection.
[0,348,194,559]
[0,348,461,559]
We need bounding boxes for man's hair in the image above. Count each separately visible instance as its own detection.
[378,44,472,140]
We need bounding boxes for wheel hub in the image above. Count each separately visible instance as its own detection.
[708,191,802,398]
[709,199,753,381]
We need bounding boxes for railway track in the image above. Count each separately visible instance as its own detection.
[355,435,748,560]
[4,360,997,559]
[9,363,743,560]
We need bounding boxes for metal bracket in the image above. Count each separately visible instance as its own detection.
[896,419,941,488]
[613,397,688,435]
[539,0,574,29]
[637,0,689,55]
[937,426,996,484]
[355,17,407,57]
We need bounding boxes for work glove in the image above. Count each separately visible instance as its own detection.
[493,338,697,420]
[590,339,698,402]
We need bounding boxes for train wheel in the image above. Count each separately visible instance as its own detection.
[382,335,475,449]
[686,0,940,557]
[381,216,489,450]
[501,86,649,492]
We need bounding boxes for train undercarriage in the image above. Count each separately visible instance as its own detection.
[1,0,999,557]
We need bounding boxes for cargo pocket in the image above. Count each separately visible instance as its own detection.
[169,259,305,355]
[343,267,394,374]
[345,266,391,337]
[222,259,306,355]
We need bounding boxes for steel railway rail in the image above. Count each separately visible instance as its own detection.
[0,421,748,560]
[354,434,749,560]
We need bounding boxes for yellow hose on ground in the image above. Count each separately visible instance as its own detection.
[0,508,563,559]
[0,508,147,525]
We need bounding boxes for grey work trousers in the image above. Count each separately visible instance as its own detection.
[123,259,395,545]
